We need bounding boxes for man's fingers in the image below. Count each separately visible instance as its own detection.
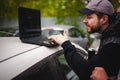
[48,35,55,41]
[63,30,67,37]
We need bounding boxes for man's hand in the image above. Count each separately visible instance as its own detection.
[90,67,108,80]
[48,30,69,45]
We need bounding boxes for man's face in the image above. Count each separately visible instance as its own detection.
[83,13,102,33]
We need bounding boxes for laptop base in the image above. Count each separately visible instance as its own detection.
[21,38,59,47]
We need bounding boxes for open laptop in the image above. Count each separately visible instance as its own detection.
[18,7,58,47]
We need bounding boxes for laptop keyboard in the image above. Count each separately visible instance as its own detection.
[22,36,58,47]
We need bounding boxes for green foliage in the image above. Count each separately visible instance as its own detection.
[109,0,119,11]
[0,0,85,18]
[0,0,86,32]
[0,0,119,37]
[0,0,119,18]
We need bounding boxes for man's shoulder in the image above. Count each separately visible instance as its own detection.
[102,36,120,46]
[110,13,120,27]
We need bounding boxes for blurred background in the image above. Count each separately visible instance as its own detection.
[0,0,119,45]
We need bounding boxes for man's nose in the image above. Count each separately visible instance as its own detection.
[83,17,87,23]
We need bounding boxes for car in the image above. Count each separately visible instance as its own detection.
[42,25,89,50]
[0,37,88,80]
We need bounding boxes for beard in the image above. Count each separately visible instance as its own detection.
[87,20,102,34]
[91,25,101,33]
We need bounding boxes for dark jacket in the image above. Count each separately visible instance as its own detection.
[61,13,120,80]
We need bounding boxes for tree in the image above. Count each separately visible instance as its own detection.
[0,0,119,29]
[0,0,119,18]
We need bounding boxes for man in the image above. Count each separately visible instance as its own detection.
[90,67,120,80]
[48,0,120,80]
[90,0,120,80]
[90,67,108,80]
[118,7,120,13]
[90,67,117,80]
[117,0,120,13]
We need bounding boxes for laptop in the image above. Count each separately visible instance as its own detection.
[18,7,58,47]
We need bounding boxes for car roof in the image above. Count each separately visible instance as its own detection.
[0,37,87,80]
[0,37,63,80]
[0,37,87,62]
[0,37,39,62]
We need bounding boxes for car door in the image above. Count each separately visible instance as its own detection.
[54,53,79,80]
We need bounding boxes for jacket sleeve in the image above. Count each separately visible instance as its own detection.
[61,40,91,80]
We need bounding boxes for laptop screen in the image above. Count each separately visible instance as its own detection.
[18,7,41,38]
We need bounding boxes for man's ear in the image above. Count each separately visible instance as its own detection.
[100,15,108,25]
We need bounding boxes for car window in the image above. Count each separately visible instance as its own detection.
[57,54,79,80]
[12,51,79,80]
[10,40,88,80]
[68,28,82,38]
[12,55,59,80]
[42,30,63,37]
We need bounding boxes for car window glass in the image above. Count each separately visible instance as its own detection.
[28,61,55,80]
[57,53,79,80]
[42,30,63,37]
[12,51,80,80]
[50,30,63,35]
[69,28,82,37]
[12,57,58,80]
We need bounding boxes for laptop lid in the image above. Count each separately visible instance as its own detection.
[18,7,41,40]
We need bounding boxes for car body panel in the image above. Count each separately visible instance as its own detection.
[0,37,39,62]
[0,37,62,80]
[0,37,87,80]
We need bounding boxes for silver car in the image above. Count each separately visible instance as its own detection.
[42,25,89,49]
[0,37,88,80]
